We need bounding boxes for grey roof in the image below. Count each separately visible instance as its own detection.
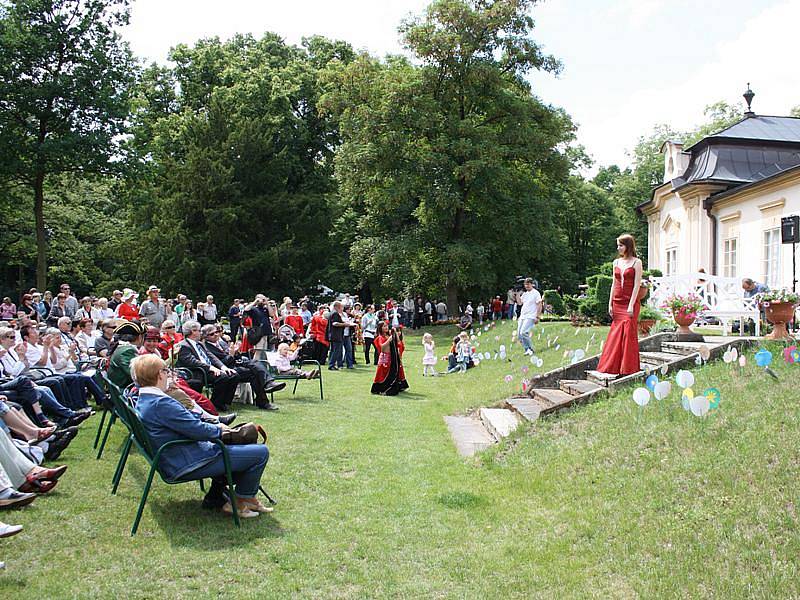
[672,143,800,190]
[685,115,800,150]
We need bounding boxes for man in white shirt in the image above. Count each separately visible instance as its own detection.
[201,295,218,324]
[517,278,543,355]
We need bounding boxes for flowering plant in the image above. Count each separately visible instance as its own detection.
[661,293,705,320]
[757,288,800,305]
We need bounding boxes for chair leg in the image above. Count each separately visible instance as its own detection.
[199,479,205,492]
[292,378,299,395]
[318,374,323,401]
[93,409,108,449]
[112,436,133,495]
[96,412,117,460]
[259,485,277,505]
[226,471,240,528]
[131,464,158,536]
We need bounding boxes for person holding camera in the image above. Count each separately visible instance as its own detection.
[370,323,408,395]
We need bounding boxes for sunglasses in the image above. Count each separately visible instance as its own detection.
[163,325,175,330]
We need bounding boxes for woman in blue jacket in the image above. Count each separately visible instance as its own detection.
[131,354,271,518]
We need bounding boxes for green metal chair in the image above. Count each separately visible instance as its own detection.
[105,380,242,535]
[259,356,324,401]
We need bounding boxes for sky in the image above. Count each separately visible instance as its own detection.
[124,0,800,170]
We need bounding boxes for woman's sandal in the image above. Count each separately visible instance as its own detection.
[36,427,57,441]
[19,478,57,494]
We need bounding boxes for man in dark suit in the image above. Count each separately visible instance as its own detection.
[176,320,239,411]
[199,324,283,411]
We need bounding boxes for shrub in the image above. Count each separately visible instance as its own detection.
[563,294,579,313]
[594,275,613,322]
[638,305,663,321]
[543,290,564,315]
[649,268,663,277]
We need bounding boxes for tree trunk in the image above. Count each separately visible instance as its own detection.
[446,281,459,319]
[33,172,47,291]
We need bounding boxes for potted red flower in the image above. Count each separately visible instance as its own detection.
[662,293,705,336]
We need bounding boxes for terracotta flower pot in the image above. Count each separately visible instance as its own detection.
[764,301,797,340]
[638,319,655,336]
[673,312,695,336]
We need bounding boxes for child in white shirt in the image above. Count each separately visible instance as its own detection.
[276,343,318,379]
[422,332,438,376]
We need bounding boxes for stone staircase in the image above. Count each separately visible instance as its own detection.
[445,332,758,457]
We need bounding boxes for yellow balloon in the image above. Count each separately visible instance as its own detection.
[682,388,694,400]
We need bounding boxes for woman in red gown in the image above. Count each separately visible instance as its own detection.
[597,234,642,375]
[371,323,408,395]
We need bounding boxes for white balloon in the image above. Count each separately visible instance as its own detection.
[676,370,695,389]
[632,387,650,406]
[690,395,710,417]
[653,381,672,400]
[536,357,544,367]
[660,363,669,376]
[730,347,738,362]
[739,355,747,367]
[695,355,702,366]
[723,350,733,363]
[499,345,506,353]
[530,355,538,365]
[499,351,507,360]
[574,349,585,361]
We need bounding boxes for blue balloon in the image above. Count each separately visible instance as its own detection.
[755,348,773,368]
[645,374,659,392]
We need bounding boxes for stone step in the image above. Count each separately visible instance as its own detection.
[639,351,686,364]
[586,370,619,387]
[505,397,543,423]
[661,341,707,355]
[443,416,496,457]
[559,379,604,396]
[530,388,577,415]
[479,408,521,441]
[640,361,662,374]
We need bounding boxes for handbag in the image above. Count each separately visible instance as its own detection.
[246,323,264,346]
[220,422,267,445]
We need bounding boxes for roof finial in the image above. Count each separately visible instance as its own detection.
[743,83,755,117]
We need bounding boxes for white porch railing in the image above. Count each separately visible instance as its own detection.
[649,272,760,336]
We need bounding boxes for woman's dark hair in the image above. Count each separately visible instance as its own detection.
[376,321,389,337]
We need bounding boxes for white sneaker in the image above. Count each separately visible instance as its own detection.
[524,349,533,356]
[0,522,23,538]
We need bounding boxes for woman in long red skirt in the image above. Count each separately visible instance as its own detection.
[597,234,642,375]
[371,323,409,396]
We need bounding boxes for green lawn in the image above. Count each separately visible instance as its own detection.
[2,321,799,598]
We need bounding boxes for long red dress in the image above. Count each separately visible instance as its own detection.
[596,264,640,375]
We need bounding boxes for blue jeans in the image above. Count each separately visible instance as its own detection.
[34,385,76,422]
[328,340,344,368]
[517,318,537,353]
[184,444,269,498]
[343,336,354,367]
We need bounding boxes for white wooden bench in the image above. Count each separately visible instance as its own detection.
[649,273,760,336]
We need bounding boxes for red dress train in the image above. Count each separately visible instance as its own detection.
[596,265,641,375]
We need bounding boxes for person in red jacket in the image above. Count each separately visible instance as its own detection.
[284,305,305,337]
[307,305,329,366]
[115,289,139,321]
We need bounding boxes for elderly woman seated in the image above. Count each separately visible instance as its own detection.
[131,354,272,518]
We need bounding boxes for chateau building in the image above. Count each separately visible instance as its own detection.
[639,91,800,290]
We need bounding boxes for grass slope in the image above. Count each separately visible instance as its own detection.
[1,322,798,599]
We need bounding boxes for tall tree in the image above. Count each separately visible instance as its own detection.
[325,0,575,310]
[0,0,135,289]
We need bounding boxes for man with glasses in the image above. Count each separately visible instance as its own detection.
[176,321,239,411]
[93,320,117,357]
[200,324,283,410]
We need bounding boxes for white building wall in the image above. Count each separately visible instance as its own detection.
[713,178,800,291]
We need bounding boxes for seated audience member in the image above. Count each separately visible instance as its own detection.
[138,328,227,422]
[200,324,283,411]
[93,319,116,358]
[275,343,318,379]
[91,297,114,326]
[75,297,93,321]
[0,395,77,460]
[115,289,140,321]
[74,318,96,359]
[43,328,105,408]
[18,295,38,322]
[0,418,67,494]
[107,289,123,312]
[132,354,271,516]
[176,321,239,411]
[157,320,183,362]
[107,321,146,390]
[14,326,88,411]
[0,456,38,512]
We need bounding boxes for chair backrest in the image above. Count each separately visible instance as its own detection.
[100,371,156,458]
